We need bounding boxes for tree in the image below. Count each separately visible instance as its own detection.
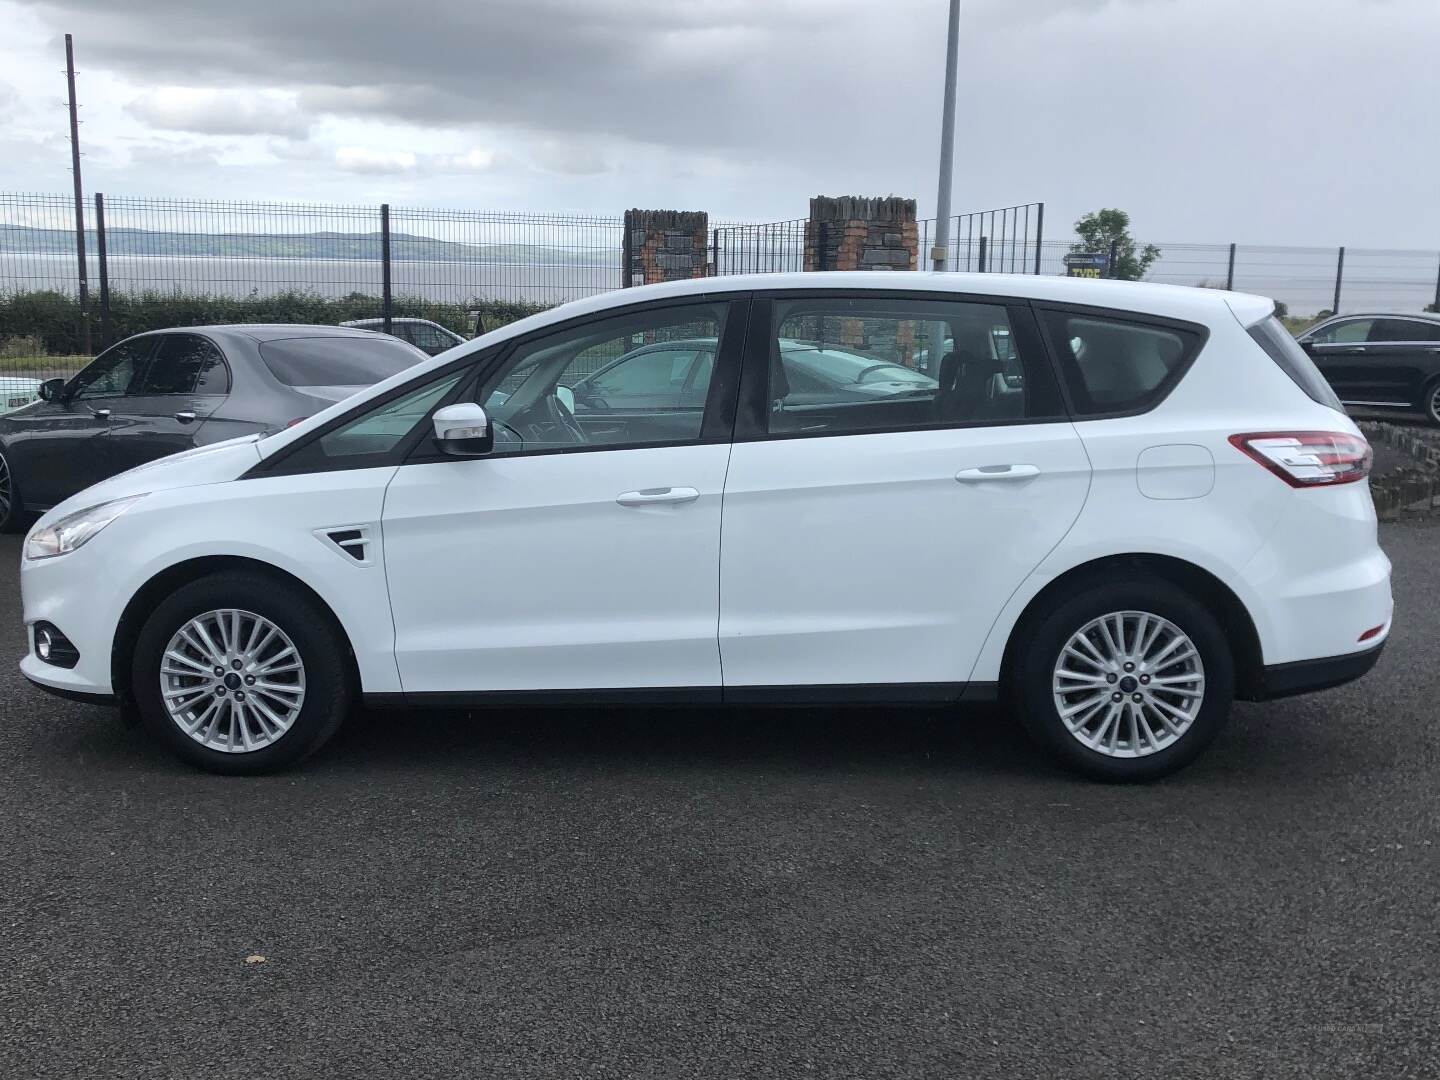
[1071,208,1161,281]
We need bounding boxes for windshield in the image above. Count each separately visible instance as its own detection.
[258,336,425,387]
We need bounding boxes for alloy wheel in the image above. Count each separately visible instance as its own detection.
[1428,383,1440,426]
[0,450,11,523]
[159,609,307,753]
[1051,610,1206,758]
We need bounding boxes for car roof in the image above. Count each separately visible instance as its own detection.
[130,324,385,343]
[1309,311,1440,324]
[341,317,444,328]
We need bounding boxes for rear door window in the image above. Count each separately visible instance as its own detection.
[1039,309,1204,417]
[137,334,229,396]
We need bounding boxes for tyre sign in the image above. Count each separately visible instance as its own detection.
[1063,252,1109,279]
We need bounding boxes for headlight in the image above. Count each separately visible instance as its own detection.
[25,495,146,560]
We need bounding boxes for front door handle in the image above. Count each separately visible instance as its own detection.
[956,464,1041,483]
[616,486,700,508]
[92,408,112,421]
[174,411,197,424]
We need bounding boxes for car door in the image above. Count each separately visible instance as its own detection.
[1365,317,1440,407]
[108,333,232,472]
[718,292,1091,696]
[3,337,154,507]
[1304,318,1382,403]
[381,297,744,696]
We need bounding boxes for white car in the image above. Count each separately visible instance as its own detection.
[0,375,43,415]
[17,273,1392,780]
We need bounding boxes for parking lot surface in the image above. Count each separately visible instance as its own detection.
[1,524,1436,1079]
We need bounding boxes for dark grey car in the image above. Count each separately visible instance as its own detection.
[1298,312,1440,425]
[0,324,426,529]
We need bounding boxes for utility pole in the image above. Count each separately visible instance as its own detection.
[65,32,91,355]
[929,0,961,272]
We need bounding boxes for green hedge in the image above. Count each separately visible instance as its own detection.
[0,289,551,356]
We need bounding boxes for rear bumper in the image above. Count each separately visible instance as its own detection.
[1253,640,1385,701]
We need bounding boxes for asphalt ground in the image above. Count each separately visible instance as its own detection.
[1,523,1436,1079]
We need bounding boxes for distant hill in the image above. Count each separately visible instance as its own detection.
[0,223,602,264]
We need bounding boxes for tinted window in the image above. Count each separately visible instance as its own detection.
[411,323,460,351]
[1309,319,1373,344]
[589,348,702,398]
[139,334,228,395]
[765,297,1061,436]
[71,339,149,399]
[473,303,725,454]
[1247,315,1342,412]
[1041,311,1200,416]
[258,336,424,387]
[1369,318,1440,343]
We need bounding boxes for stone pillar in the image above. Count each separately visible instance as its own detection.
[622,209,710,287]
[804,196,918,272]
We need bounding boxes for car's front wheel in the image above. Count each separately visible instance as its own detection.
[0,445,24,533]
[131,571,352,774]
[1013,578,1235,781]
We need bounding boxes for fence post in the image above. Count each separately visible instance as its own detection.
[1333,245,1345,314]
[380,203,392,334]
[711,228,719,277]
[93,193,111,349]
[977,235,988,273]
[1433,252,1440,312]
[1225,242,1236,291]
[1033,203,1044,275]
[1107,239,1120,279]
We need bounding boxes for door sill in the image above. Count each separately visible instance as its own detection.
[365,682,998,709]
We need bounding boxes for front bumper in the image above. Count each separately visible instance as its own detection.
[1255,639,1386,701]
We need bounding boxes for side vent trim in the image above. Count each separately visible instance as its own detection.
[316,525,375,567]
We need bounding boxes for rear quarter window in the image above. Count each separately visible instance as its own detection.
[1040,309,1205,417]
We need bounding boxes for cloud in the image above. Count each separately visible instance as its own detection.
[127,87,310,138]
[334,146,417,174]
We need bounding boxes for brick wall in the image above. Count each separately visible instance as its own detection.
[804,196,918,272]
[623,209,710,286]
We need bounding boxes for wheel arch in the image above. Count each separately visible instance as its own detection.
[111,555,360,705]
[998,553,1265,702]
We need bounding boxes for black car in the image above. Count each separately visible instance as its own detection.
[0,324,426,530]
[341,317,467,356]
[1298,312,1440,425]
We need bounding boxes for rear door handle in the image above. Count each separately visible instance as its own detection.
[956,464,1041,483]
[92,408,112,421]
[616,486,701,508]
[174,411,197,423]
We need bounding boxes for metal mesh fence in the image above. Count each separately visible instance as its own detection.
[4,189,1440,385]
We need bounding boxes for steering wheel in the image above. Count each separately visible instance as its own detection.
[544,392,587,444]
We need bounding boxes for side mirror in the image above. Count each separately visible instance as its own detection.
[38,378,66,403]
[432,402,493,456]
[555,386,576,413]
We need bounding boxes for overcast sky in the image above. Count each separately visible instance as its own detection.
[0,0,1435,245]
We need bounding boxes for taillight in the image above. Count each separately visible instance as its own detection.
[1229,431,1372,487]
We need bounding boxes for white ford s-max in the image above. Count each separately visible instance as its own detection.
[17,273,1392,780]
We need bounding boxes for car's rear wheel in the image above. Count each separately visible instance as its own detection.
[131,571,351,774]
[0,446,24,533]
[1424,378,1440,427]
[1013,579,1235,781]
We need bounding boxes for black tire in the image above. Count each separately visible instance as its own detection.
[1424,378,1440,427]
[1012,577,1235,782]
[0,444,24,533]
[131,571,352,774]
